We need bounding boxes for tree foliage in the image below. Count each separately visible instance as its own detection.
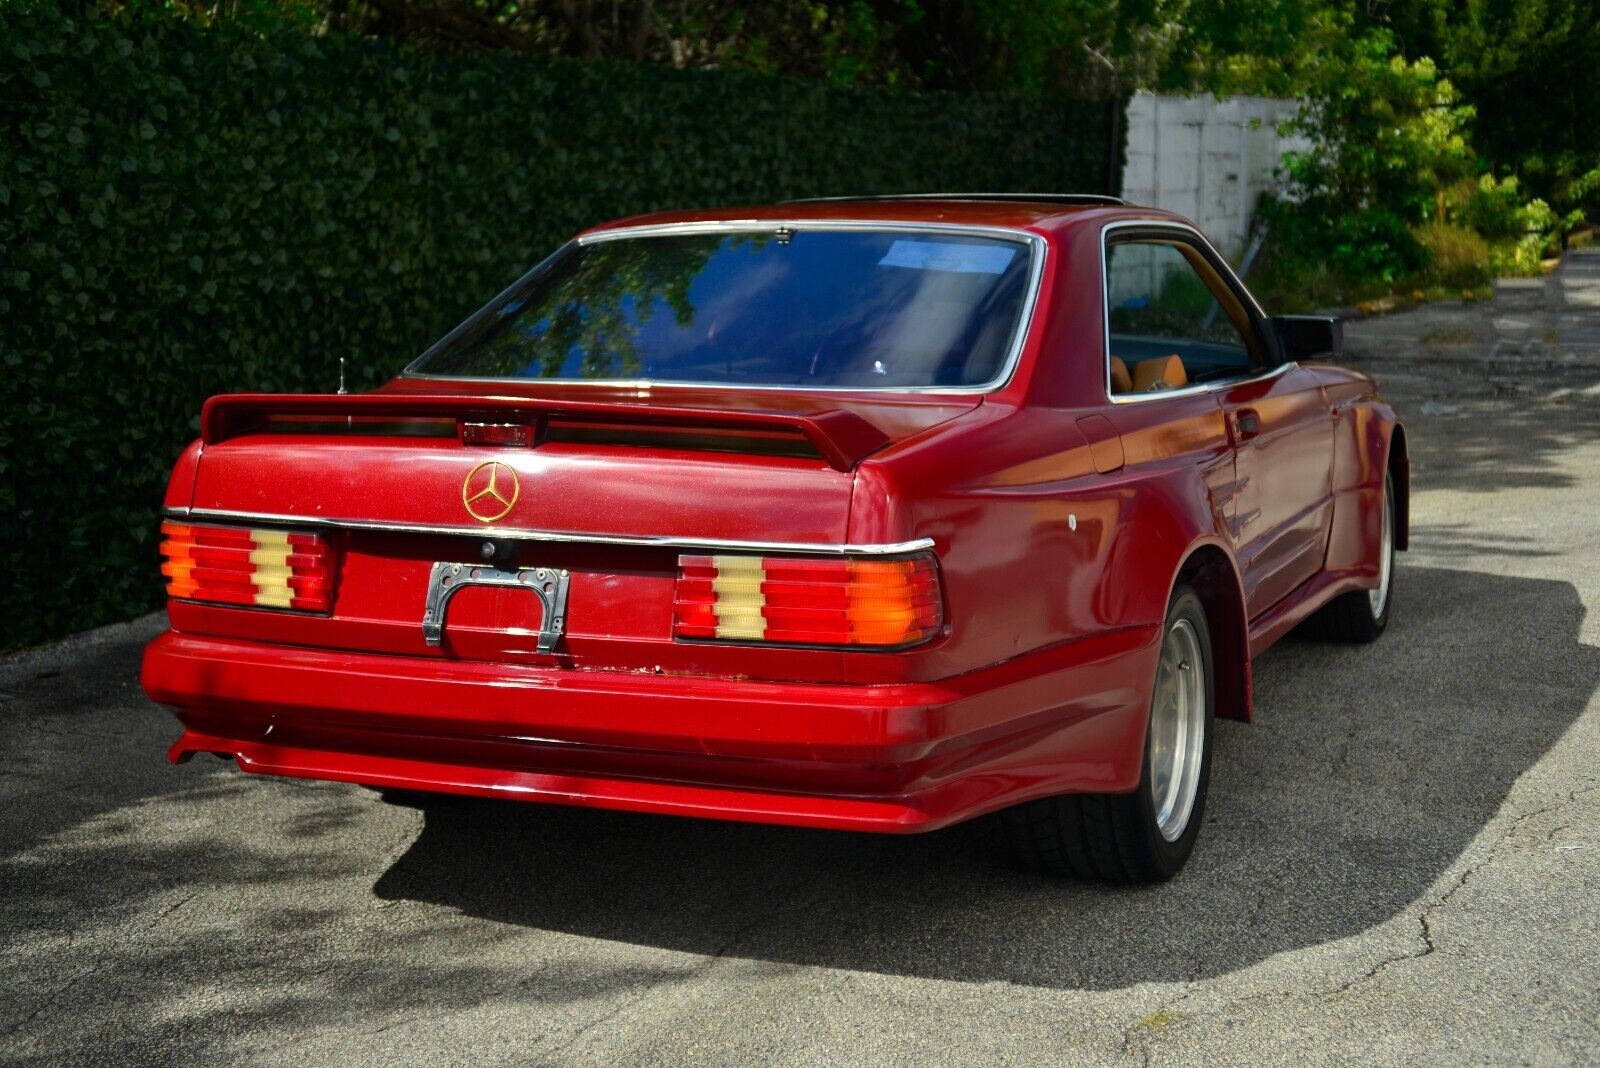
[1158,0,1354,95]
[92,0,1184,95]
[1164,0,1600,211]
[1278,31,1475,224]
[1385,0,1600,205]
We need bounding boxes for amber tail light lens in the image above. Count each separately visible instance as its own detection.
[673,553,942,648]
[159,522,338,612]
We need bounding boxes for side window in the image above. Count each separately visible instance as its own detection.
[1105,238,1262,395]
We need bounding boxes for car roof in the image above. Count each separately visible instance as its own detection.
[580,195,1174,237]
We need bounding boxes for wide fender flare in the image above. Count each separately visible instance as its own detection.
[1096,464,1253,723]
[1383,418,1410,551]
[1163,534,1253,723]
[1328,397,1409,571]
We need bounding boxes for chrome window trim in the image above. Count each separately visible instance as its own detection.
[164,506,935,557]
[401,219,1047,396]
[1100,219,1291,406]
[781,193,1127,207]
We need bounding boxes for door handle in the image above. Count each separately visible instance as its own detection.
[1232,408,1262,442]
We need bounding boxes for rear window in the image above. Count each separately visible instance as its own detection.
[408,228,1036,389]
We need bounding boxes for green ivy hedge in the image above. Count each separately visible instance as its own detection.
[0,9,1122,649]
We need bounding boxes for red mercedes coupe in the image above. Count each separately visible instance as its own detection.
[141,194,1406,881]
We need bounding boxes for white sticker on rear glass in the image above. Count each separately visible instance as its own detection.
[877,240,1016,275]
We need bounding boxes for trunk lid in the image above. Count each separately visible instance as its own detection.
[176,384,973,674]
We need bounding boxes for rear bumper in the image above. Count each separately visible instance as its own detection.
[141,627,1158,833]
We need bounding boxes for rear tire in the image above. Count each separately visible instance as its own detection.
[1304,472,1394,643]
[1002,585,1215,882]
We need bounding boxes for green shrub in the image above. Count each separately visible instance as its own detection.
[1325,210,1431,283]
[1278,34,1475,228]
[1414,222,1491,287]
[1461,173,1571,261]
[1487,235,1550,278]
[0,9,1122,649]
[1460,174,1528,238]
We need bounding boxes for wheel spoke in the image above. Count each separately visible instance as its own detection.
[1369,479,1394,618]
[1147,617,1206,842]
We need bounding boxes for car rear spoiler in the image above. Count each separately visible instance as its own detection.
[200,393,893,473]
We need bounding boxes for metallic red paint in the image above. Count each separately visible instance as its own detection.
[141,199,1406,832]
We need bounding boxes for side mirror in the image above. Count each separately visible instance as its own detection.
[1269,315,1343,363]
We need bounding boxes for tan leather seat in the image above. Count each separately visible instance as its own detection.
[1133,354,1188,393]
[1110,356,1133,395]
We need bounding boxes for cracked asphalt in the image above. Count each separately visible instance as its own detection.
[4,251,1600,1066]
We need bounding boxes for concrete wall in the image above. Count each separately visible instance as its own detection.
[1120,92,1305,258]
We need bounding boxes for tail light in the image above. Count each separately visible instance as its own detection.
[159,522,338,612]
[673,553,942,648]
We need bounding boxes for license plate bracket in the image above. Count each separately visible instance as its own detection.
[422,561,570,652]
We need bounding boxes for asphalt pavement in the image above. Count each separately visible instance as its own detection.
[4,252,1599,1066]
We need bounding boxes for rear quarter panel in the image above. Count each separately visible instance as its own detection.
[848,399,1238,685]
[845,212,1245,688]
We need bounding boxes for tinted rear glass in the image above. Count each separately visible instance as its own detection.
[410,229,1035,389]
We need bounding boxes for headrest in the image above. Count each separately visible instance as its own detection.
[1109,356,1133,395]
[1133,354,1188,392]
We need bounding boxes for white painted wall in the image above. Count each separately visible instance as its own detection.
[1120,91,1305,258]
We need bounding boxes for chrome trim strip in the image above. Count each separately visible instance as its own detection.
[401,219,1047,397]
[164,507,936,556]
[571,217,1040,246]
[781,193,1127,207]
[1099,219,1291,406]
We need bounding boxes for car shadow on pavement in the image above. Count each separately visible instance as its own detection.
[372,563,1600,990]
